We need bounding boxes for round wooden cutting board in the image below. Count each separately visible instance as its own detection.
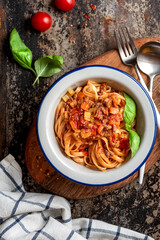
[25,37,160,199]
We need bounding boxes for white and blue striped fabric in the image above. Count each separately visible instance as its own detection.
[0,154,154,240]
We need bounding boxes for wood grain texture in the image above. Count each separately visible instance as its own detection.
[25,37,160,199]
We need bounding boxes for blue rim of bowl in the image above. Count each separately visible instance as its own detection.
[36,65,157,186]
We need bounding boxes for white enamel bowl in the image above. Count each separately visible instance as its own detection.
[37,65,157,186]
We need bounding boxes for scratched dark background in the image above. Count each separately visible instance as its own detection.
[0,0,160,239]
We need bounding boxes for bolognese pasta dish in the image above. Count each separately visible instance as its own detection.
[54,80,135,171]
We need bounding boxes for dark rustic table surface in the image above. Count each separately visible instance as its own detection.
[0,0,160,239]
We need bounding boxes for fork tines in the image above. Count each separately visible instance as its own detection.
[115,27,137,57]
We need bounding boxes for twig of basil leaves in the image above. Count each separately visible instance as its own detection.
[9,28,63,86]
[123,93,140,158]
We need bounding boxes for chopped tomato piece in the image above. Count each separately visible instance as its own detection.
[79,114,88,127]
[108,120,120,126]
[95,109,103,119]
[108,113,123,125]
[84,13,90,20]
[90,128,97,136]
[70,120,77,130]
[70,108,78,114]
[95,121,102,126]
[77,92,85,100]
[97,125,104,134]
[70,112,79,121]
[105,108,108,115]
[88,123,98,130]
[90,3,96,10]
[118,113,123,121]
[82,150,88,156]
[113,132,118,139]
[81,102,89,110]
[119,138,130,149]
[92,124,98,130]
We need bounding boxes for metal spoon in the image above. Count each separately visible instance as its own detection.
[137,41,160,130]
[137,41,160,184]
[137,41,160,97]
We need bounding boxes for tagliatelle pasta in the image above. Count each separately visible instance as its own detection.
[54,80,131,171]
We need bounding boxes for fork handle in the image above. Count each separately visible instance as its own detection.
[134,64,160,130]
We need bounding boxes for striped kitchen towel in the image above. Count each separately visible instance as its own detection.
[0,154,155,240]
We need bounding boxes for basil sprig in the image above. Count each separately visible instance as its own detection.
[123,93,140,158]
[123,93,136,125]
[128,129,140,158]
[9,28,63,86]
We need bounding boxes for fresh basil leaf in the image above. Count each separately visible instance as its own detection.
[123,93,140,157]
[34,55,63,77]
[9,28,34,71]
[129,129,140,158]
[125,123,132,131]
[47,55,64,66]
[123,93,136,125]
[33,55,63,85]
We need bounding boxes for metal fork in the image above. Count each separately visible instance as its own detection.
[115,27,160,184]
[115,27,148,90]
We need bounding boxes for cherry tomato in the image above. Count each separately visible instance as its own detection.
[31,12,52,31]
[55,0,75,11]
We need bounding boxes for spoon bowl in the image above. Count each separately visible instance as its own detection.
[137,41,160,95]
